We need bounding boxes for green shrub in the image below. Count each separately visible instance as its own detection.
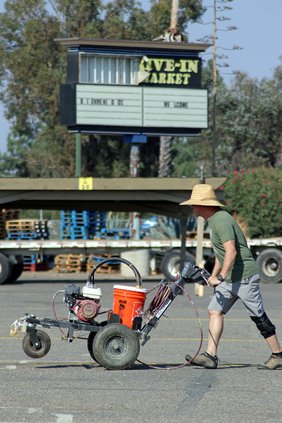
[223,168,282,238]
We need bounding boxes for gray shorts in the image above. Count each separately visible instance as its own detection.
[208,274,264,317]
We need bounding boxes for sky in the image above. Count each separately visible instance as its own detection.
[0,0,282,153]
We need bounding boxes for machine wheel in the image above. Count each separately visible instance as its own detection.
[22,330,51,359]
[161,250,195,281]
[92,323,140,370]
[0,253,12,285]
[257,248,282,284]
[87,331,97,361]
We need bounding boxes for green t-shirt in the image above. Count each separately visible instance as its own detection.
[208,210,259,282]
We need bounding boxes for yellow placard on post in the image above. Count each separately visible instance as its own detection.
[78,177,94,190]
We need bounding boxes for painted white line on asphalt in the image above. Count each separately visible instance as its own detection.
[28,408,40,414]
[6,365,17,370]
[55,414,74,423]
[0,360,97,367]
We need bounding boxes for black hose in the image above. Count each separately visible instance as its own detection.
[87,257,143,288]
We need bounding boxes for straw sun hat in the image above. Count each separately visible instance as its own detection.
[180,184,225,207]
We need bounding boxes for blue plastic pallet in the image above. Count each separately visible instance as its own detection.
[23,255,37,264]
[59,235,89,240]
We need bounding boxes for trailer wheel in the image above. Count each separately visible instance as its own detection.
[257,248,282,284]
[22,330,51,359]
[7,263,24,283]
[92,323,140,370]
[0,253,12,285]
[161,250,195,281]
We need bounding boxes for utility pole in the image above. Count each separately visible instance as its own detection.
[210,0,239,176]
[158,0,180,178]
[166,1,188,277]
[211,0,217,177]
[170,0,179,29]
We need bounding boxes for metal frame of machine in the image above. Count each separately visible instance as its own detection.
[10,258,209,370]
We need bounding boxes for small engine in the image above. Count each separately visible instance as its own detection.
[64,283,102,322]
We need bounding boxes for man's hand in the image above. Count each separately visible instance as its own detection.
[208,275,222,287]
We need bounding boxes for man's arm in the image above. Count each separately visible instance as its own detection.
[211,256,221,278]
[208,240,237,287]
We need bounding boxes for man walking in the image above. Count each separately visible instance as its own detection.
[180,183,282,370]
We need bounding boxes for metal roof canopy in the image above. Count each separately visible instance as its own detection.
[0,177,225,218]
[55,38,211,53]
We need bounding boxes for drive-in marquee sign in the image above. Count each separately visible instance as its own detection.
[75,85,207,128]
[139,56,201,87]
[57,38,210,136]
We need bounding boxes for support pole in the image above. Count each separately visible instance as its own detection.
[195,168,206,296]
[75,133,82,177]
[180,213,187,271]
[195,216,205,296]
[130,143,140,240]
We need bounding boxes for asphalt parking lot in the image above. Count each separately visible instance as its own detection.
[0,271,282,423]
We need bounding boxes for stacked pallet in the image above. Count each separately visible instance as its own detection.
[96,227,130,240]
[0,209,20,239]
[59,210,107,240]
[23,255,49,272]
[87,254,120,274]
[5,219,49,240]
[90,211,107,236]
[55,254,87,273]
[54,254,120,274]
[0,212,6,240]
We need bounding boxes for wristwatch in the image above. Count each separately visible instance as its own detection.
[217,274,225,282]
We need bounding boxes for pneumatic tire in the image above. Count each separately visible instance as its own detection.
[87,331,97,361]
[22,330,51,359]
[7,262,24,283]
[0,253,12,285]
[257,248,282,284]
[161,250,195,281]
[92,323,140,370]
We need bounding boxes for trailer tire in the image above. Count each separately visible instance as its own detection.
[22,330,51,359]
[7,263,24,283]
[257,248,282,284]
[92,323,140,370]
[0,253,12,285]
[161,250,195,281]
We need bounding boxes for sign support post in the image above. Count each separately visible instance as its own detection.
[75,133,82,177]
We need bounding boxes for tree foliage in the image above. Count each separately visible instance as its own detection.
[215,72,282,173]
[0,0,75,176]
[0,0,281,181]
[0,0,204,177]
[144,0,204,40]
[223,168,282,238]
[173,60,282,179]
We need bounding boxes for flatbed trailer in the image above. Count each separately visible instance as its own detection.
[0,237,281,284]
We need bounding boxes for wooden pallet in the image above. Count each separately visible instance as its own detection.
[87,254,120,274]
[6,220,35,230]
[0,209,20,238]
[55,264,87,273]
[1,209,20,220]
[55,254,87,273]
[0,221,6,239]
